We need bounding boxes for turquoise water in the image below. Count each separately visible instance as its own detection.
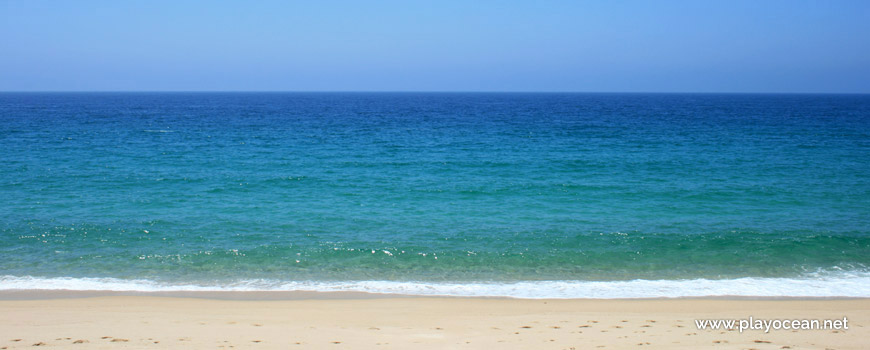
[1,93,869,297]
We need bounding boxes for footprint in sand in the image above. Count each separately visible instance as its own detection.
[72,340,89,344]
[110,339,129,342]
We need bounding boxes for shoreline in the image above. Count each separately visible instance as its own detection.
[3,275,868,299]
[1,289,869,301]
[1,296,866,349]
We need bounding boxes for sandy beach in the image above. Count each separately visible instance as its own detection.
[0,295,866,349]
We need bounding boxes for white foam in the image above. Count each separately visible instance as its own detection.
[2,275,869,298]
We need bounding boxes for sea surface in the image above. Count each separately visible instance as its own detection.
[1,92,869,298]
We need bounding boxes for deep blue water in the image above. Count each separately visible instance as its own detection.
[1,93,869,297]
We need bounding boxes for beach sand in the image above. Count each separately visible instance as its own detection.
[0,296,866,349]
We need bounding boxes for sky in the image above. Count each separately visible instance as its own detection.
[1,0,869,93]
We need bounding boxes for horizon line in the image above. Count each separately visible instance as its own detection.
[1,90,869,95]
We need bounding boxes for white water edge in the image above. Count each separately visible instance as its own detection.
[2,275,869,299]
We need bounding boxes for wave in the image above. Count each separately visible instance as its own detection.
[2,274,868,298]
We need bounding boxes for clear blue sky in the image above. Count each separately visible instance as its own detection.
[1,0,869,92]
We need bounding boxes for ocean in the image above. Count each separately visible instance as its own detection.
[1,92,868,298]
